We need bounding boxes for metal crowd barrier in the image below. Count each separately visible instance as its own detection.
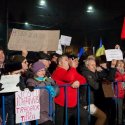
[1,84,90,125]
[59,84,90,125]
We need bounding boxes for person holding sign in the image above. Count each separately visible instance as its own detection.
[27,61,59,125]
[10,55,29,90]
[95,56,117,125]
[0,53,29,125]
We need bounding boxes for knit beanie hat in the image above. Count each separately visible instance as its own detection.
[32,61,45,74]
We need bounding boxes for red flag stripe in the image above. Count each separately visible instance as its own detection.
[121,17,125,39]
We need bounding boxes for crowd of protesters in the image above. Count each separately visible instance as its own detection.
[0,45,125,125]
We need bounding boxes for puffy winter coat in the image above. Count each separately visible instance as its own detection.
[52,67,86,107]
[115,70,125,98]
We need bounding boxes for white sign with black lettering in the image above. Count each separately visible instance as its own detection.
[0,74,20,93]
[105,49,123,61]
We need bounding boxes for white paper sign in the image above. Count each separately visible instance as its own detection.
[56,40,63,55]
[60,35,72,46]
[8,29,60,51]
[0,74,20,93]
[15,89,40,123]
[105,49,123,61]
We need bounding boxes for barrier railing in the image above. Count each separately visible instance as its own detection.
[1,86,54,125]
[113,81,122,125]
[0,83,101,125]
[59,84,90,125]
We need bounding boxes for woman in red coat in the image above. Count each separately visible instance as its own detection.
[115,60,125,125]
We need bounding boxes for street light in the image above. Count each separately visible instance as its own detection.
[37,0,47,9]
[24,22,29,25]
[39,0,46,6]
[86,5,94,13]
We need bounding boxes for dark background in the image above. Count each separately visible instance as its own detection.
[0,0,125,51]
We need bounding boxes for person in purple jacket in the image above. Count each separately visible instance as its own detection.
[27,61,59,125]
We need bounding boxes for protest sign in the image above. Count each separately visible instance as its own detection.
[8,29,60,51]
[15,89,40,123]
[105,49,123,61]
[60,35,72,46]
[0,74,20,93]
[56,40,63,55]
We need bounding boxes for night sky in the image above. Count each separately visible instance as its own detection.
[0,0,125,50]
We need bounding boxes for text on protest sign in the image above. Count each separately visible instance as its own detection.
[15,89,40,123]
[0,74,20,93]
[105,49,123,61]
[8,29,60,51]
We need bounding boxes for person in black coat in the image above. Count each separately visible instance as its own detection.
[79,57,106,125]
[95,56,117,125]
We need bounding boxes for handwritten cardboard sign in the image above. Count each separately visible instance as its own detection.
[15,89,40,123]
[0,74,20,93]
[105,49,123,61]
[8,29,60,51]
[60,35,72,46]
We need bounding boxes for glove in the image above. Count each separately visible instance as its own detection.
[0,83,4,91]
[16,82,26,91]
[27,86,34,92]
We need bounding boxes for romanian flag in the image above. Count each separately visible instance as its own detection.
[95,38,105,57]
[121,17,125,39]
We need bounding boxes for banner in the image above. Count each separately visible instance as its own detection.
[8,29,60,51]
[15,89,40,123]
